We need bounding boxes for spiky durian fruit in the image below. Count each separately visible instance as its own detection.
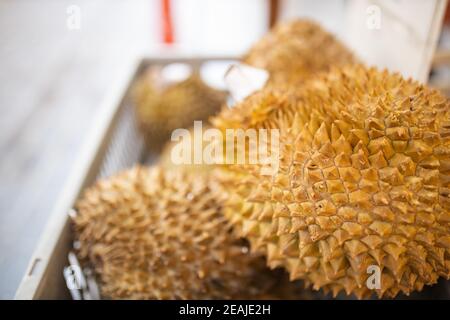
[243,19,356,85]
[133,70,226,150]
[212,65,450,298]
[73,166,312,299]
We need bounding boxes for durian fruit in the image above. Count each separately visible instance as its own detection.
[212,65,450,298]
[243,19,356,85]
[73,166,311,299]
[132,69,226,150]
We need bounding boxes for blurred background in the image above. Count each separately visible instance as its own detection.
[1,0,450,299]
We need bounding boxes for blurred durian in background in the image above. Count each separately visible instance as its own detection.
[132,67,227,151]
[214,19,357,134]
[243,19,357,85]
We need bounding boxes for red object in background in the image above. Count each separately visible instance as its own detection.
[269,0,280,28]
[444,1,450,24]
[161,0,174,44]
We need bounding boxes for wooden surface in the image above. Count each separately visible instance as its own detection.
[0,0,156,298]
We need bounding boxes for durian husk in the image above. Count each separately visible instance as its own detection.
[212,65,450,299]
[243,19,357,86]
[132,69,227,151]
[73,166,313,300]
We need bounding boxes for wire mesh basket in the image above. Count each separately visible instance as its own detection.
[15,56,450,300]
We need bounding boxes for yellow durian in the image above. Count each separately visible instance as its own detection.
[212,65,450,298]
[73,166,311,299]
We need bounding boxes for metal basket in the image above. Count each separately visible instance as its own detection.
[14,56,450,300]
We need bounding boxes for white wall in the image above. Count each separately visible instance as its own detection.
[278,0,447,83]
[172,0,269,55]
